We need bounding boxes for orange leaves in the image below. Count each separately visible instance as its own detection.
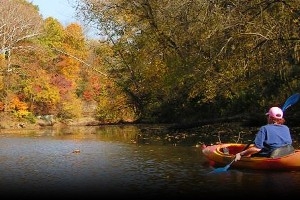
[83,90,94,101]
[0,101,4,111]
[9,96,28,112]
[0,96,29,118]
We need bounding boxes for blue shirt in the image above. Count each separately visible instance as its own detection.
[254,124,292,156]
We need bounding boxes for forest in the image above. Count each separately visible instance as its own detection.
[1,0,300,127]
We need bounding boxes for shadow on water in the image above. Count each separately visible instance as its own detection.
[0,124,300,198]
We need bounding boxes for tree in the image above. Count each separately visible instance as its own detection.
[0,0,43,115]
[74,0,300,124]
[0,0,42,67]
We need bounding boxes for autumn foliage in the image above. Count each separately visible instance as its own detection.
[1,0,300,125]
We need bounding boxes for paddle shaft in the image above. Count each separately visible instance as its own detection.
[242,143,251,151]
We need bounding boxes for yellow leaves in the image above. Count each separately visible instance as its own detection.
[0,75,4,91]
[40,17,65,47]
[13,110,31,119]
[23,75,60,104]
[56,55,81,80]
[95,84,137,122]
[64,23,86,50]
[35,88,60,104]
[59,98,83,119]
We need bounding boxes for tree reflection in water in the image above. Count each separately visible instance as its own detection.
[0,124,299,198]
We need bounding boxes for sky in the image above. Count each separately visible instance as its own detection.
[28,0,79,26]
[28,0,98,38]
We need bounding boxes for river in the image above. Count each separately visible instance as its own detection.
[0,124,299,199]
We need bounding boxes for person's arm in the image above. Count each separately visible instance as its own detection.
[234,146,261,161]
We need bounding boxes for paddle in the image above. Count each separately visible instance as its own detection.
[208,159,235,173]
[282,93,300,112]
[210,93,300,173]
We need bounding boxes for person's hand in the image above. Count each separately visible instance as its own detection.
[234,153,242,161]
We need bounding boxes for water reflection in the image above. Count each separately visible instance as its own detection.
[0,125,299,198]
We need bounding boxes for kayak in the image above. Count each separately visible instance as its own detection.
[202,143,300,171]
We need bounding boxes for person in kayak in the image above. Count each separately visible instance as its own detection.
[235,106,294,161]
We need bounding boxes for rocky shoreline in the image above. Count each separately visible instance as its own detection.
[0,113,102,130]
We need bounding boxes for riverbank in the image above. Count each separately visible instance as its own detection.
[1,112,300,148]
[0,113,102,130]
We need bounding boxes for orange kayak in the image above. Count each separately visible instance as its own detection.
[202,143,300,171]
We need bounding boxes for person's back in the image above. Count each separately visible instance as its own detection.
[235,106,294,161]
[253,123,293,157]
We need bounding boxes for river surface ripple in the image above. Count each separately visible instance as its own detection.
[0,126,299,199]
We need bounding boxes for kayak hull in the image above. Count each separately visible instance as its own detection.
[202,143,300,171]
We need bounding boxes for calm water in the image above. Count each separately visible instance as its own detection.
[0,125,300,198]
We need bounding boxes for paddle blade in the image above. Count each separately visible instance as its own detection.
[210,167,227,173]
[210,159,235,173]
[282,93,300,112]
